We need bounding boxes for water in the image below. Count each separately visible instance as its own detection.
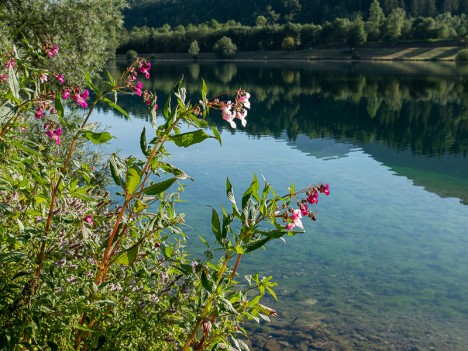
[95,60,468,350]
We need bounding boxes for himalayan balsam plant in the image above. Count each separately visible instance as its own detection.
[0,42,330,350]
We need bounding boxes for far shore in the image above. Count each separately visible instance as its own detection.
[121,43,467,62]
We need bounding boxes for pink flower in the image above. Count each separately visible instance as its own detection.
[290,209,303,229]
[55,74,65,84]
[46,127,62,145]
[300,203,309,216]
[138,61,151,79]
[235,110,247,127]
[133,81,143,96]
[320,184,330,196]
[83,214,94,227]
[47,45,59,58]
[307,192,318,204]
[39,73,48,83]
[238,92,251,109]
[35,107,44,119]
[286,223,295,230]
[73,89,89,108]
[221,102,236,128]
[62,89,71,100]
[20,126,27,132]
[5,58,15,69]
[0,74,7,83]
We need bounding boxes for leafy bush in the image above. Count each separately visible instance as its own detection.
[213,36,238,58]
[188,40,200,58]
[0,42,329,350]
[126,49,138,60]
[455,48,468,61]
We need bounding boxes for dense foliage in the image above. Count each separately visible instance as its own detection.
[0,37,330,351]
[124,0,468,28]
[119,0,468,54]
[0,0,127,84]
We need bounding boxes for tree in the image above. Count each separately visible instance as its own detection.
[384,7,406,42]
[213,36,238,58]
[255,15,268,27]
[188,40,200,58]
[281,36,296,50]
[367,0,386,41]
[348,15,368,47]
[0,0,127,84]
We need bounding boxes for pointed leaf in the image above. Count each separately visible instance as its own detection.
[244,237,271,253]
[84,131,112,144]
[126,165,142,195]
[103,97,129,118]
[140,127,149,156]
[54,93,64,119]
[142,177,177,195]
[83,70,99,94]
[110,153,125,187]
[211,208,222,244]
[169,130,214,148]
[112,243,139,265]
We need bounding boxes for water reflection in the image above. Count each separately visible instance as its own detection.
[102,60,468,204]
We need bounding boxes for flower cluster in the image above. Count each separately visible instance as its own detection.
[0,57,15,83]
[208,89,251,129]
[283,183,330,230]
[44,124,63,145]
[42,41,59,58]
[125,58,157,110]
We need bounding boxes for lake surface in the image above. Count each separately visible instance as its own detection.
[96,60,468,350]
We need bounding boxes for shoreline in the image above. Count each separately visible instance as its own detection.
[121,44,467,62]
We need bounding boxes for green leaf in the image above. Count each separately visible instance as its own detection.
[168,129,215,148]
[126,165,142,195]
[197,234,210,249]
[159,162,193,180]
[201,270,213,292]
[54,93,64,119]
[245,237,271,253]
[142,178,177,195]
[242,174,260,209]
[218,296,239,315]
[112,243,139,266]
[83,70,99,94]
[109,153,125,187]
[8,65,20,100]
[226,178,240,217]
[75,324,94,332]
[140,127,149,156]
[84,131,112,144]
[210,126,222,145]
[103,97,129,118]
[211,208,222,244]
[133,199,148,213]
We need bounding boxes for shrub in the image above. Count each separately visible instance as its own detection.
[455,48,468,61]
[126,49,138,60]
[188,40,200,58]
[281,36,296,50]
[213,36,237,59]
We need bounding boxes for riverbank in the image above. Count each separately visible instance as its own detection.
[129,43,466,62]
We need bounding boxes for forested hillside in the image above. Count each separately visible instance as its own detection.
[124,0,468,28]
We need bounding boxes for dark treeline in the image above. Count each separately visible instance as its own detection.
[119,0,468,54]
[124,0,468,28]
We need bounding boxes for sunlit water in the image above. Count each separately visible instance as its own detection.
[94,60,468,350]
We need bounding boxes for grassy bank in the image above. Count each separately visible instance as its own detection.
[130,44,467,62]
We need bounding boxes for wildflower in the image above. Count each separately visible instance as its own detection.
[47,45,59,57]
[235,109,247,127]
[5,58,15,69]
[300,203,309,216]
[0,74,7,83]
[62,88,71,100]
[221,102,236,128]
[83,214,94,227]
[73,89,89,108]
[138,60,151,79]
[35,107,44,119]
[133,81,143,96]
[39,73,48,83]
[286,222,295,230]
[290,209,303,229]
[320,184,330,196]
[307,192,318,205]
[46,126,62,145]
[237,91,251,109]
[55,74,65,84]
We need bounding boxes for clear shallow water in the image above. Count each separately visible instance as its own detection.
[95,61,468,350]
